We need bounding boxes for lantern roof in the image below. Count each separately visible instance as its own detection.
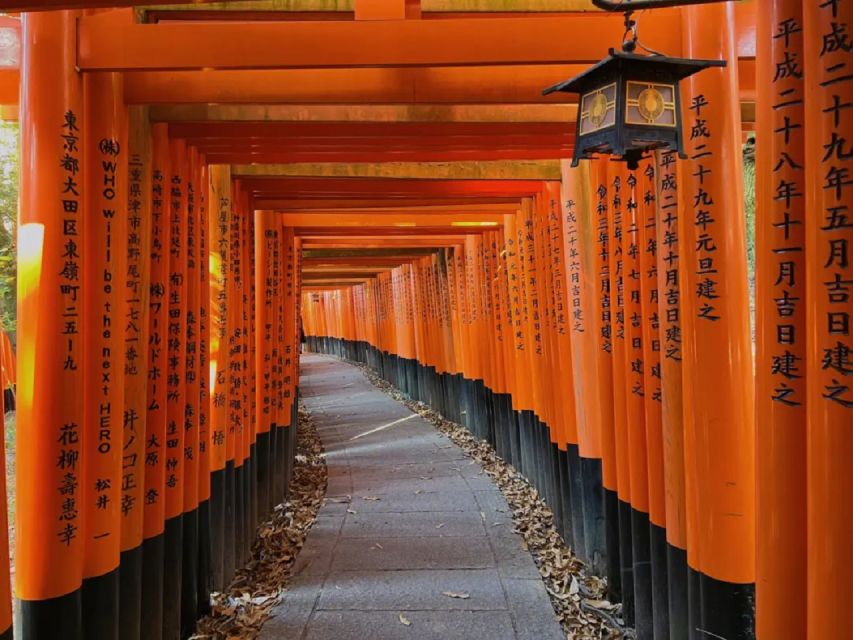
[542,49,726,95]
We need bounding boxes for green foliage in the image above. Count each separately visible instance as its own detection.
[743,139,756,336]
[0,121,16,334]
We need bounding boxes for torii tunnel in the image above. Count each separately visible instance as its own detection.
[0,0,848,638]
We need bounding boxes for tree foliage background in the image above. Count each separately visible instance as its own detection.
[0,122,15,335]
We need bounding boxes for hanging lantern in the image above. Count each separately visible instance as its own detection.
[544,39,725,169]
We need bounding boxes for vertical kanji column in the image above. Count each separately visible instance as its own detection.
[281,226,297,500]
[655,149,688,638]
[623,168,652,638]
[246,201,258,534]
[756,1,808,637]
[562,161,614,593]
[164,138,188,640]
[607,162,634,626]
[180,146,201,637]
[230,182,246,566]
[142,123,170,640]
[207,164,230,592]
[639,160,668,638]
[82,70,127,640]
[681,4,756,637]
[254,212,274,517]
[17,11,85,638]
[121,106,152,640]
[271,219,284,505]
[196,157,212,619]
[804,0,853,635]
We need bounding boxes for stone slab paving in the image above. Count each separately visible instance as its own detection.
[259,354,564,640]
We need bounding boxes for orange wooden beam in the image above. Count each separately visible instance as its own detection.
[242,177,549,199]
[78,13,682,71]
[126,65,584,104]
[260,197,520,209]
[302,236,465,248]
[278,212,504,226]
[191,135,572,150]
[170,121,571,138]
[210,149,572,163]
[1,0,258,10]
[298,225,495,236]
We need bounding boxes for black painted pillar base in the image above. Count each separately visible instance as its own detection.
[631,509,653,640]
[233,462,245,569]
[618,499,635,626]
[162,515,184,640]
[604,488,622,601]
[579,456,606,575]
[223,460,236,585]
[140,533,165,640]
[180,509,199,639]
[197,498,212,619]
[649,522,669,640]
[119,545,143,640]
[17,589,83,640]
[256,431,272,518]
[209,469,226,592]
[82,567,119,640]
[556,447,573,548]
[667,544,688,640]
[699,572,755,640]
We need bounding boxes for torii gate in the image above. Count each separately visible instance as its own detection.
[0,2,849,640]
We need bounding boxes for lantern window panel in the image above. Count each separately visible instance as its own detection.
[624,81,677,127]
[579,82,618,135]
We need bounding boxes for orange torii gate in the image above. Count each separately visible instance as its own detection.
[5,1,851,640]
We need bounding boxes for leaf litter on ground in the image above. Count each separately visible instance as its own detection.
[190,403,328,639]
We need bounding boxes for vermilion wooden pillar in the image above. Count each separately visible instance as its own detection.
[270,216,283,505]
[0,362,9,640]
[246,199,258,534]
[180,146,201,638]
[82,70,127,640]
[561,160,616,596]
[655,149,688,639]
[121,105,152,640]
[281,225,297,501]
[638,159,668,639]
[803,0,853,635]
[681,4,756,637]
[207,164,230,592]
[254,211,275,517]
[755,0,807,637]
[224,179,241,584]
[164,137,188,640]
[142,122,170,640]
[195,157,212,619]
[606,161,634,625]
[623,167,652,639]
[17,11,85,639]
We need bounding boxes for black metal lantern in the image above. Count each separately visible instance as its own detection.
[543,48,725,169]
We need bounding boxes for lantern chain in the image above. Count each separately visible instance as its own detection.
[622,10,668,57]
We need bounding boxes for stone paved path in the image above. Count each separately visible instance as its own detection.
[259,354,564,640]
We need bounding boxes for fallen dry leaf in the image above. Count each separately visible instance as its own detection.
[442,591,470,600]
[398,613,411,627]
